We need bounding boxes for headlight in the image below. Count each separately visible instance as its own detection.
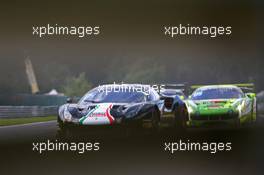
[64,109,72,121]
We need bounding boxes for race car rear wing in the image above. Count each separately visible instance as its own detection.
[155,83,187,100]
[190,83,255,94]
[232,83,255,93]
[154,83,186,93]
[162,84,186,91]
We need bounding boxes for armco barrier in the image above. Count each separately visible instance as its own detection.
[0,94,68,106]
[0,106,58,119]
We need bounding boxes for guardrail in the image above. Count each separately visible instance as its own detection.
[0,94,68,106]
[0,106,58,119]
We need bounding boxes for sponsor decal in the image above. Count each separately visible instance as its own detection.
[79,104,115,125]
[79,105,99,124]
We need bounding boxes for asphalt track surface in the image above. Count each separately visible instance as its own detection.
[0,120,57,142]
[1,117,264,175]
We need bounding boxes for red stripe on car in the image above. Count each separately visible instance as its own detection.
[106,104,115,124]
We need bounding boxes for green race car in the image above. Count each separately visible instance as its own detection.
[184,84,257,127]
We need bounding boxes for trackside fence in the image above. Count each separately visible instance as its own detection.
[0,106,58,119]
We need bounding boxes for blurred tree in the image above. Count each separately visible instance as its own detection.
[123,64,165,84]
[36,62,71,93]
[105,57,166,84]
[61,73,92,97]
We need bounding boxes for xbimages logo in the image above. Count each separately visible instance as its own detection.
[164,140,232,154]
[164,24,232,38]
[32,24,100,38]
[32,140,100,154]
[97,82,167,95]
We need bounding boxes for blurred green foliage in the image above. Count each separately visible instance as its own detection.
[61,73,92,97]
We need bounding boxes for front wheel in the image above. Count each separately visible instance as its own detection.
[174,106,187,130]
[150,108,160,131]
[142,108,161,135]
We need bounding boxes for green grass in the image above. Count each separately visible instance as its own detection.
[0,116,56,126]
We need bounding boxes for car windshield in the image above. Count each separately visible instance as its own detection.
[79,87,148,104]
[191,87,244,100]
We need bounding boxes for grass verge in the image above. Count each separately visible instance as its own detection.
[0,116,56,126]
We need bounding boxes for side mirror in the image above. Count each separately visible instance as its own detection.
[66,98,73,103]
[245,93,256,98]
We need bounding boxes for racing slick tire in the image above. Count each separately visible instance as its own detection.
[150,108,160,131]
[125,107,160,137]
